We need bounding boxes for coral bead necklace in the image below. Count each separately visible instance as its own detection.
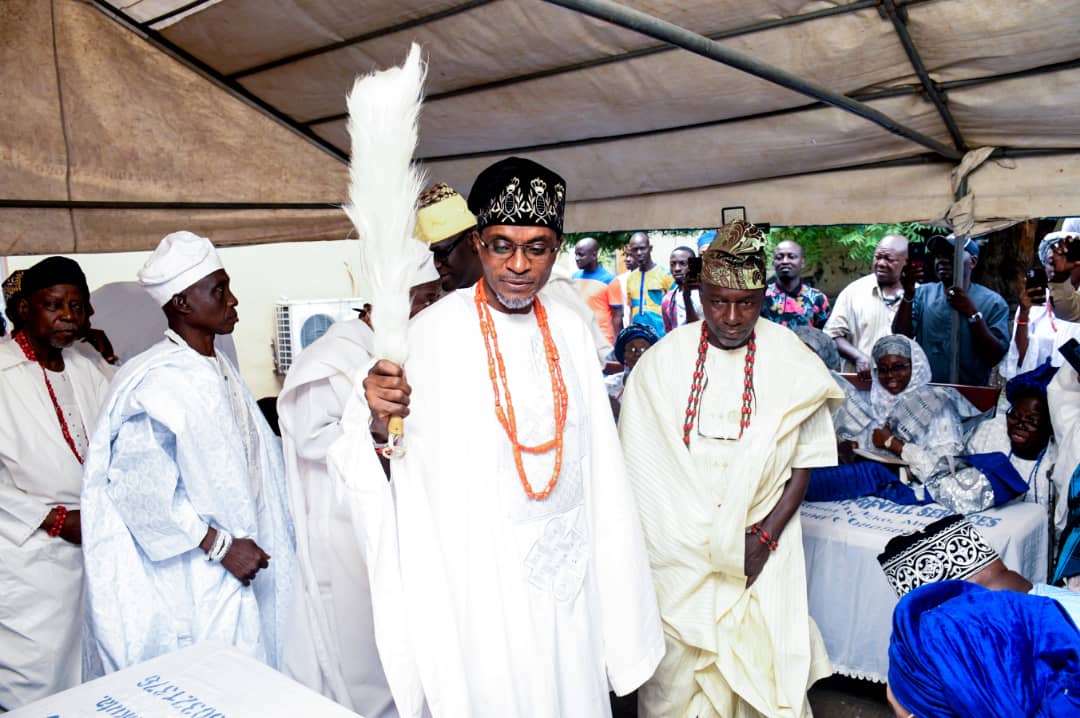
[682,322,756,447]
[14,331,85,464]
[475,281,568,500]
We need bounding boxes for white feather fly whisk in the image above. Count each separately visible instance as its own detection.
[344,43,428,454]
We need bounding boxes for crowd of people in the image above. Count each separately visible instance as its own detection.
[2,154,1080,717]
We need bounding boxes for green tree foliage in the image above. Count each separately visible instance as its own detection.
[766,223,940,269]
[563,230,638,255]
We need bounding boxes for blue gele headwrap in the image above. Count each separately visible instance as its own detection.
[614,323,660,364]
[1006,358,1058,406]
[889,581,1080,718]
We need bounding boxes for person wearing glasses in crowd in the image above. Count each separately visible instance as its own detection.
[340,157,663,716]
[606,323,660,420]
[806,334,982,507]
[619,220,843,718]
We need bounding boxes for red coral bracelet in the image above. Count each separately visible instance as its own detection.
[750,523,779,551]
[47,506,68,537]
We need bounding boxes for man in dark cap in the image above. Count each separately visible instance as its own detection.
[619,220,844,718]
[892,234,1009,385]
[345,157,663,716]
[0,257,111,709]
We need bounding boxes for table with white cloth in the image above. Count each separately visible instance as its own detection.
[800,497,1049,682]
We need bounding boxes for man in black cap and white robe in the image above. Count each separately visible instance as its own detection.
[334,157,663,717]
[0,257,110,709]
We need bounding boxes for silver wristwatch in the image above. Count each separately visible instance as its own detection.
[967,311,983,324]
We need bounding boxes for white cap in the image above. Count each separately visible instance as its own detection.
[138,231,224,306]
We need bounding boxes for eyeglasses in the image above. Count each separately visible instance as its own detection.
[875,363,911,376]
[1006,409,1042,432]
[478,238,558,259]
[431,232,470,261]
[624,346,649,356]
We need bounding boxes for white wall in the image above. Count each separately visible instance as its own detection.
[7,240,364,398]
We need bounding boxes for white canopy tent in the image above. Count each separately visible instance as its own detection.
[3,0,1079,254]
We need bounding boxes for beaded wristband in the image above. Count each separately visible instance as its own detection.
[206,528,233,563]
[47,506,68,537]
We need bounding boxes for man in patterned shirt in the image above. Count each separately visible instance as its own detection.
[760,240,829,329]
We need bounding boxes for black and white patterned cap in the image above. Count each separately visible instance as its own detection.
[467,157,566,233]
[877,515,999,598]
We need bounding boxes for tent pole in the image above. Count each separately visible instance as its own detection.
[949,176,969,384]
[542,0,962,161]
[880,0,966,153]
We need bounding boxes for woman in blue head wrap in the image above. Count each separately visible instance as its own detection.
[887,580,1080,718]
[606,323,659,420]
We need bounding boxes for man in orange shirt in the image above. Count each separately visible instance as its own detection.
[572,236,622,344]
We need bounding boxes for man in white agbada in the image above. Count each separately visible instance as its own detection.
[0,258,110,709]
[336,157,664,717]
[620,220,843,718]
[277,250,440,717]
[81,231,296,674]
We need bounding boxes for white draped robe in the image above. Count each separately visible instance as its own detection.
[277,319,396,717]
[81,334,296,675]
[620,319,843,718]
[329,288,664,718]
[0,339,109,709]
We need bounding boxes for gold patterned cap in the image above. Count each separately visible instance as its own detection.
[415,183,477,246]
[701,220,767,290]
[2,270,24,303]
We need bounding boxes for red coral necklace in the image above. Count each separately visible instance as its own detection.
[14,332,84,464]
[682,323,756,447]
[475,282,568,500]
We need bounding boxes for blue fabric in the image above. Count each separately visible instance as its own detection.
[1006,358,1058,404]
[696,229,717,251]
[911,282,1010,385]
[889,581,1080,718]
[1053,462,1080,583]
[571,266,615,283]
[629,312,665,340]
[962,451,1029,505]
[806,461,932,505]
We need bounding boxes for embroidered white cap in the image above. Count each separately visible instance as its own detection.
[138,231,225,306]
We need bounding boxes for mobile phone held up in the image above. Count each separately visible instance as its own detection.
[908,241,926,278]
[1060,338,1080,375]
[1026,265,1048,293]
[687,256,703,280]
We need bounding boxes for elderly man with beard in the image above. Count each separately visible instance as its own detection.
[620,220,843,718]
[334,157,663,717]
[81,231,296,675]
[0,257,111,709]
[892,234,1008,385]
[825,234,908,378]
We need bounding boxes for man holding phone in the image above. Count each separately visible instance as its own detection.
[892,234,1009,385]
[1047,227,1080,322]
[1004,230,1080,378]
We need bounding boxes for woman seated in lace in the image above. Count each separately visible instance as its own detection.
[806,334,982,504]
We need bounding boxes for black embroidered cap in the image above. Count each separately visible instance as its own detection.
[877,515,999,598]
[467,157,567,233]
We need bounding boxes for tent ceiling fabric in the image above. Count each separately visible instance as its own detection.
[4,0,1079,254]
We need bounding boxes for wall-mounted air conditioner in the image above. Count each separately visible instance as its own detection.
[273,297,365,375]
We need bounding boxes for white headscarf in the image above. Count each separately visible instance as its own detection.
[870,334,932,422]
